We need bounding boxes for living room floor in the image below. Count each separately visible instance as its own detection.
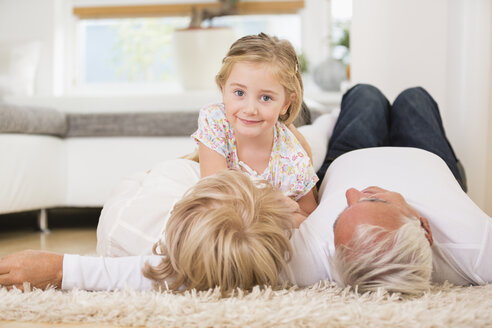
[0,208,99,257]
[0,227,96,257]
[0,209,107,328]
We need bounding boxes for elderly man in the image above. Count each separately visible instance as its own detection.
[287,84,490,294]
[1,85,490,294]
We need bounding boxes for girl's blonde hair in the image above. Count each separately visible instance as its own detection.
[216,33,304,125]
[143,169,293,296]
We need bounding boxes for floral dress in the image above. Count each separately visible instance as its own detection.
[191,103,318,200]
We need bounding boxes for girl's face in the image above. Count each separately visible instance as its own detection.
[222,61,292,140]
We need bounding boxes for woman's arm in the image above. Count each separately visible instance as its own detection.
[0,250,63,290]
[63,254,161,291]
[198,143,228,178]
[0,250,162,291]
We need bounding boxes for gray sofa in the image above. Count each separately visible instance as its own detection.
[0,102,323,230]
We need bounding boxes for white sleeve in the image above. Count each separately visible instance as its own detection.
[474,219,492,284]
[61,254,164,291]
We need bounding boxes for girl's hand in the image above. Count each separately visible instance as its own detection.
[283,196,308,228]
[297,188,318,215]
[283,195,301,213]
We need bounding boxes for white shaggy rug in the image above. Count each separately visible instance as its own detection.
[1,281,491,327]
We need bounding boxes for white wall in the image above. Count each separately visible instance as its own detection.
[351,0,492,214]
[301,0,331,68]
[487,39,492,215]
[352,0,449,105]
[0,0,58,96]
[445,0,492,214]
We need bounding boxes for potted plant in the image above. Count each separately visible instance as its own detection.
[189,0,239,28]
[313,22,350,91]
[174,0,239,90]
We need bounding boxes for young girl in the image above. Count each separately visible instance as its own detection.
[97,34,316,257]
[192,33,318,220]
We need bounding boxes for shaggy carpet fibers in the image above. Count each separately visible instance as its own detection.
[1,281,491,327]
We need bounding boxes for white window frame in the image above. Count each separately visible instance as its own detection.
[56,0,332,96]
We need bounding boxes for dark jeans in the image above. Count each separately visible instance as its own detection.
[316,84,467,191]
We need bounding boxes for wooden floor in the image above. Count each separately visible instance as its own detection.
[0,228,97,257]
[0,209,99,256]
[0,210,104,328]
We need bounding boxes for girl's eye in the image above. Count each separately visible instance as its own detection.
[234,90,244,97]
[261,95,272,101]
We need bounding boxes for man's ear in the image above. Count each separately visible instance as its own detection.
[419,217,433,246]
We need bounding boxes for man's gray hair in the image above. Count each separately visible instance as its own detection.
[330,216,432,295]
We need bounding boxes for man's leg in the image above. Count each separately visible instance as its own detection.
[390,87,467,191]
[317,84,391,184]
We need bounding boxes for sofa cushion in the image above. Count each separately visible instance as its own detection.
[0,102,67,137]
[0,100,317,138]
[66,104,316,138]
[66,112,200,137]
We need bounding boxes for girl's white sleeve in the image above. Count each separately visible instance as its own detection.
[61,254,163,291]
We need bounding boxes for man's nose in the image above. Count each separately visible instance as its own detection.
[345,188,363,206]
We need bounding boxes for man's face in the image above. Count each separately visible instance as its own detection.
[333,186,432,247]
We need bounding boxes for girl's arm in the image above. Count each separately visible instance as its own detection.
[297,187,318,215]
[288,124,313,163]
[198,143,228,178]
[283,188,318,228]
[288,124,319,213]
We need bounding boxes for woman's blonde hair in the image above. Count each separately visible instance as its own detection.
[330,216,433,296]
[143,169,293,296]
[216,33,304,125]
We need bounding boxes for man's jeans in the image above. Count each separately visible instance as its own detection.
[316,84,467,191]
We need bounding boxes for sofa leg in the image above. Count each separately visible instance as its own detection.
[37,209,50,233]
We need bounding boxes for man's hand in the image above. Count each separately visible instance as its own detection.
[0,250,63,291]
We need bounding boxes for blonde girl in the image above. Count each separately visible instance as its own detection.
[192,33,318,221]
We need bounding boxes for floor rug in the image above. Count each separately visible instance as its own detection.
[1,281,491,327]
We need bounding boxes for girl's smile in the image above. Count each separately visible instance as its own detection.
[238,117,262,125]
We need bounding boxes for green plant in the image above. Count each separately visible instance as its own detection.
[189,0,239,28]
[337,27,350,49]
[297,52,309,74]
[332,22,350,65]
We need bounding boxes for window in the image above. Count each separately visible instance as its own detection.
[77,15,301,87]
[79,17,188,84]
[331,0,352,66]
[66,0,334,95]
